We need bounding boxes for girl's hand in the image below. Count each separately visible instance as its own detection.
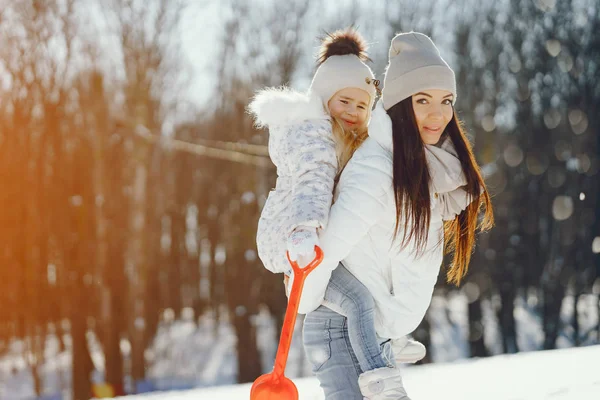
[287,226,320,264]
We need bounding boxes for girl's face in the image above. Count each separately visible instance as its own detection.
[327,88,370,131]
[411,89,454,145]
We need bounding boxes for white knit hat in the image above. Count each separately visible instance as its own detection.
[382,32,456,110]
[310,54,377,110]
[308,29,378,110]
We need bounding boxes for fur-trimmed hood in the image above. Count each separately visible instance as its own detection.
[247,87,329,131]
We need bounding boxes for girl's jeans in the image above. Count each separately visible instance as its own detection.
[303,263,394,399]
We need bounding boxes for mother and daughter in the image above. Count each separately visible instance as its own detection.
[248,28,493,400]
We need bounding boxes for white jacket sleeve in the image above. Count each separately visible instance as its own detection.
[288,120,338,231]
[297,154,391,314]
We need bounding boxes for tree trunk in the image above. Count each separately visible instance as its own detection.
[32,328,46,396]
[594,120,600,344]
[71,280,93,400]
[572,291,580,346]
[468,295,488,357]
[130,164,148,385]
[104,284,125,395]
[207,212,221,323]
[169,210,184,317]
[542,281,565,350]
[542,220,571,350]
[103,132,128,396]
[498,284,518,353]
[571,242,586,346]
[144,254,161,350]
[233,311,261,382]
[130,322,146,387]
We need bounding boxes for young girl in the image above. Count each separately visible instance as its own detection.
[300,32,494,399]
[248,28,425,380]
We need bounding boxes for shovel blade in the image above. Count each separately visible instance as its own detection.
[250,373,298,400]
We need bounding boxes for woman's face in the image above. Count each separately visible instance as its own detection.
[327,88,370,131]
[411,89,454,145]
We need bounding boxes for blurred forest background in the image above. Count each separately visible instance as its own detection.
[0,0,598,399]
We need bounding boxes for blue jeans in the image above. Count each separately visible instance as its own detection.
[322,263,389,372]
[303,264,393,399]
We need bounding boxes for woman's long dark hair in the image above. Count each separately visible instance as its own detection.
[387,98,494,286]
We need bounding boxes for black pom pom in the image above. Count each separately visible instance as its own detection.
[317,27,370,66]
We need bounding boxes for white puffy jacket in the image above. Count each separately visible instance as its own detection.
[299,103,475,340]
[248,88,337,275]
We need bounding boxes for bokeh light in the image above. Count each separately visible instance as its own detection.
[552,196,574,221]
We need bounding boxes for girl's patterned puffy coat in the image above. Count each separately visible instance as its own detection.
[248,88,337,276]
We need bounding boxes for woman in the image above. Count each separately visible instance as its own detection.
[300,32,494,400]
[249,27,423,388]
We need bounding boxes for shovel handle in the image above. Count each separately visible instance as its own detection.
[272,246,323,378]
[286,246,324,277]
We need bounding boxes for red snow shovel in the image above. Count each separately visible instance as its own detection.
[250,246,324,400]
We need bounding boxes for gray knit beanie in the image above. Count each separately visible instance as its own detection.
[311,55,376,110]
[382,32,456,110]
[309,28,377,111]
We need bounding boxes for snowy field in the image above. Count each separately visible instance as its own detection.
[1,293,598,399]
[119,345,600,400]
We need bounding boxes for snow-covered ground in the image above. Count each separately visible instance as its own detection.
[0,293,598,399]
[119,345,600,400]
